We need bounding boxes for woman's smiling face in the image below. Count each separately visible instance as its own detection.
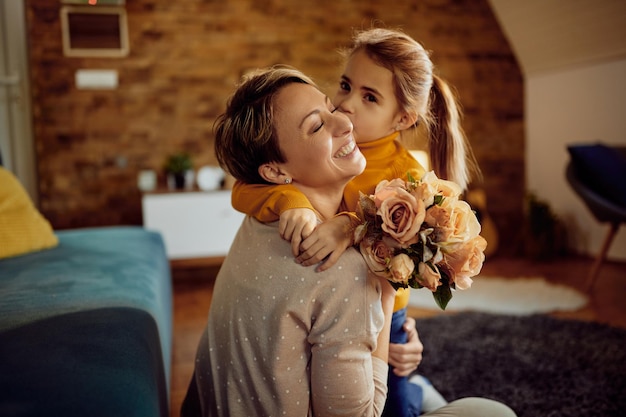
[332,49,405,143]
[273,82,365,189]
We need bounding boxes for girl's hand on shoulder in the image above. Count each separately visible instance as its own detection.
[279,208,318,256]
[296,214,353,272]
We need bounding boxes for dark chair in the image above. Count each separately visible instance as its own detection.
[566,144,626,292]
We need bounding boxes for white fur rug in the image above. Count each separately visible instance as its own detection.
[408,276,589,315]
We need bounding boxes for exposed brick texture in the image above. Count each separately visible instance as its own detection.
[25,0,524,255]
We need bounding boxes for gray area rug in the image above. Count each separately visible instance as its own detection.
[415,312,626,417]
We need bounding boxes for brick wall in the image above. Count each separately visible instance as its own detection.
[25,0,524,255]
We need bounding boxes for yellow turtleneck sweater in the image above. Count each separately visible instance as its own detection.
[231,132,426,311]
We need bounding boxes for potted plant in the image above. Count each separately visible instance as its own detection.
[164,153,193,190]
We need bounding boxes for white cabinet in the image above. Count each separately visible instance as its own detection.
[142,190,245,261]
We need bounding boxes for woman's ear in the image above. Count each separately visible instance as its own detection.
[258,163,290,185]
[396,111,419,131]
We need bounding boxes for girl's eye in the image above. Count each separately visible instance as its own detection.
[339,81,350,92]
[365,93,378,103]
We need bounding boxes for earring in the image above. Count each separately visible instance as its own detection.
[284,178,291,184]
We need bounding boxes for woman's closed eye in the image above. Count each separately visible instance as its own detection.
[313,104,339,132]
[313,121,324,133]
[309,97,336,134]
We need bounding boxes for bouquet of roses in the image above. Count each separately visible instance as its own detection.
[353,170,487,310]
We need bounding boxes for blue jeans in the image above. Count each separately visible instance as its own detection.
[382,307,423,417]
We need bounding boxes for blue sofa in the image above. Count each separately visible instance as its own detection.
[0,226,173,417]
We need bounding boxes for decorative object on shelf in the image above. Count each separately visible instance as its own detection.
[137,169,157,192]
[196,166,224,191]
[164,153,194,190]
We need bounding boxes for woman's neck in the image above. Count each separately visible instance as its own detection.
[296,185,345,221]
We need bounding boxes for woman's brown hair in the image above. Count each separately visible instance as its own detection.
[214,66,316,185]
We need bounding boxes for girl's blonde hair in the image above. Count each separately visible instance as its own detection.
[343,27,481,190]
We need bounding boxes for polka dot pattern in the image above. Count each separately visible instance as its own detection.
[190,218,388,416]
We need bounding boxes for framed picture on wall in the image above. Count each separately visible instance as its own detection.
[60,5,129,57]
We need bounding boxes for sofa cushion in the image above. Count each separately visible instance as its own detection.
[567,143,626,207]
[0,167,58,259]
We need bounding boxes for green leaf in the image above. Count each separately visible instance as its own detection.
[164,153,193,173]
[432,279,452,310]
[390,280,409,291]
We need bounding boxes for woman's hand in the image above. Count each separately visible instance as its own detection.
[279,208,318,256]
[388,317,424,376]
[296,214,353,272]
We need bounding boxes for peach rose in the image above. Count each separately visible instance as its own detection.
[373,183,425,246]
[411,182,436,208]
[373,178,407,204]
[455,275,474,291]
[417,262,442,292]
[359,236,394,278]
[440,235,487,290]
[420,171,462,199]
[424,204,454,243]
[438,199,481,246]
[388,253,414,284]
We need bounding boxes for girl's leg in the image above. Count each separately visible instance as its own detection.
[409,374,448,413]
[422,397,517,417]
[382,308,423,417]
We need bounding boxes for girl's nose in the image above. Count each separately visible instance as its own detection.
[334,95,353,114]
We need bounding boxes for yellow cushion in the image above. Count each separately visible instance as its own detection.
[0,167,58,259]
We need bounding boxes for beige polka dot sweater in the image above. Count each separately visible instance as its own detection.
[192,216,388,416]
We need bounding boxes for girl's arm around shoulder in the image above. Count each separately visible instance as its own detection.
[231,180,315,222]
[296,211,360,272]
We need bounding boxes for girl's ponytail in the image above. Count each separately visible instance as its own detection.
[427,74,481,191]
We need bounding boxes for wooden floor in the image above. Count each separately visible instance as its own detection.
[168,255,626,417]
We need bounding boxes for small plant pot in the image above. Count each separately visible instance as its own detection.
[167,170,194,190]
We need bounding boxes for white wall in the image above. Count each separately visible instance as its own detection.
[527,58,626,261]
[0,0,36,202]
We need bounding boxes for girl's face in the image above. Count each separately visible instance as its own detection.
[273,83,365,190]
[333,49,407,144]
